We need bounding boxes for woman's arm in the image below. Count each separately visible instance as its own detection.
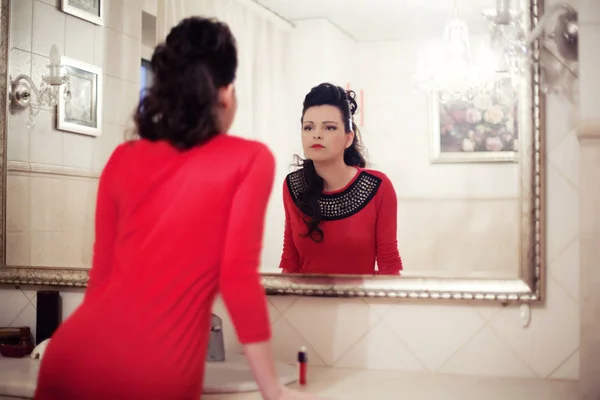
[85,144,127,301]
[218,143,283,399]
[243,343,325,400]
[375,176,403,275]
[279,181,301,274]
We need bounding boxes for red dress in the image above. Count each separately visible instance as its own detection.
[279,167,403,275]
[35,135,274,400]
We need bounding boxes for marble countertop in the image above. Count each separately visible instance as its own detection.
[0,356,581,399]
[0,357,38,398]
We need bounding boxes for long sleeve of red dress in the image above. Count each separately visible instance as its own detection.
[219,146,275,344]
[84,144,126,302]
[279,181,301,273]
[374,174,403,275]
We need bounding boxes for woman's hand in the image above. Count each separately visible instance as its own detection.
[241,342,330,400]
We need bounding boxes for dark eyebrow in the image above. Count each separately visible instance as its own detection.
[302,121,338,125]
[302,120,339,126]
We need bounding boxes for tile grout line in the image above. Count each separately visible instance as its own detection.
[544,347,579,379]
[361,297,431,370]
[266,300,283,326]
[547,154,580,191]
[433,314,489,374]
[546,232,580,302]
[330,312,382,368]
[279,306,327,366]
[7,291,32,327]
[378,317,430,372]
[268,296,299,314]
[486,316,543,378]
[547,264,580,304]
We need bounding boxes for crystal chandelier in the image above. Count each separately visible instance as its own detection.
[415,1,503,101]
[482,0,578,93]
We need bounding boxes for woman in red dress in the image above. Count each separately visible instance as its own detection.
[279,83,403,275]
[35,17,321,400]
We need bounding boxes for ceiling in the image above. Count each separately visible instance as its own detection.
[252,0,498,41]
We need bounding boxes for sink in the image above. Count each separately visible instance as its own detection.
[203,355,297,394]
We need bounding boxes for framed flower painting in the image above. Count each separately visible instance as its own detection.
[430,76,519,163]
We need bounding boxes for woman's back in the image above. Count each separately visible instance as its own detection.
[105,135,261,296]
[35,15,324,400]
[35,134,275,399]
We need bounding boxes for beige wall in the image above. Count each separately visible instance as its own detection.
[5,0,141,268]
[353,37,521,278]
[575,0,600,398]
[1,0,599,397]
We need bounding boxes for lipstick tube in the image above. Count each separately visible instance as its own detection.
[297,346,307,386]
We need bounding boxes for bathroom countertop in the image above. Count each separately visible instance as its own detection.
[204,367,582,400]
[0,356,581,399]
[0,357,37,398]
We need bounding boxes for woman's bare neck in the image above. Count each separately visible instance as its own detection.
[313,161,358,192]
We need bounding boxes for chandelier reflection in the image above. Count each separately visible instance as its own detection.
[483,0,579,94]
[415,10,506,102]
[416,0,579,99]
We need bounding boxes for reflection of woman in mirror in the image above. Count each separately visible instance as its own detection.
[35,17,321,400]
[279,83,403,275]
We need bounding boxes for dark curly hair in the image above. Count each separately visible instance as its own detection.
[133,16,237,150]
[295,83,367,242]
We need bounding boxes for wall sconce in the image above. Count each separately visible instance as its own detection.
[9,45,70,127]
[483,1,578,93]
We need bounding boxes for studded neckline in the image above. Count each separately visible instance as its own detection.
[286,169,383,221]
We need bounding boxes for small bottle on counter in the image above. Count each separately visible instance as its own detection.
[297,346,307,386]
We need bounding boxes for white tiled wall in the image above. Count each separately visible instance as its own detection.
[575,0,600,397]
[5,0,141,268]
[0,0,591,390]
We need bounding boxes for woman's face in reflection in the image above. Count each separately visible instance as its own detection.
[301,105,354,163]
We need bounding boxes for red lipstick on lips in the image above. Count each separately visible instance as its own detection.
[310,144,324,149]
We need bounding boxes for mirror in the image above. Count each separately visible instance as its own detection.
[251,0,542,286]
[0,0,577,303]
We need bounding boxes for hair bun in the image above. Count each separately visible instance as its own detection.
[345,90,358,116]
[151,44,177,77]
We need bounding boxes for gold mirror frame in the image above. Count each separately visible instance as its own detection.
[0,0,545,304]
